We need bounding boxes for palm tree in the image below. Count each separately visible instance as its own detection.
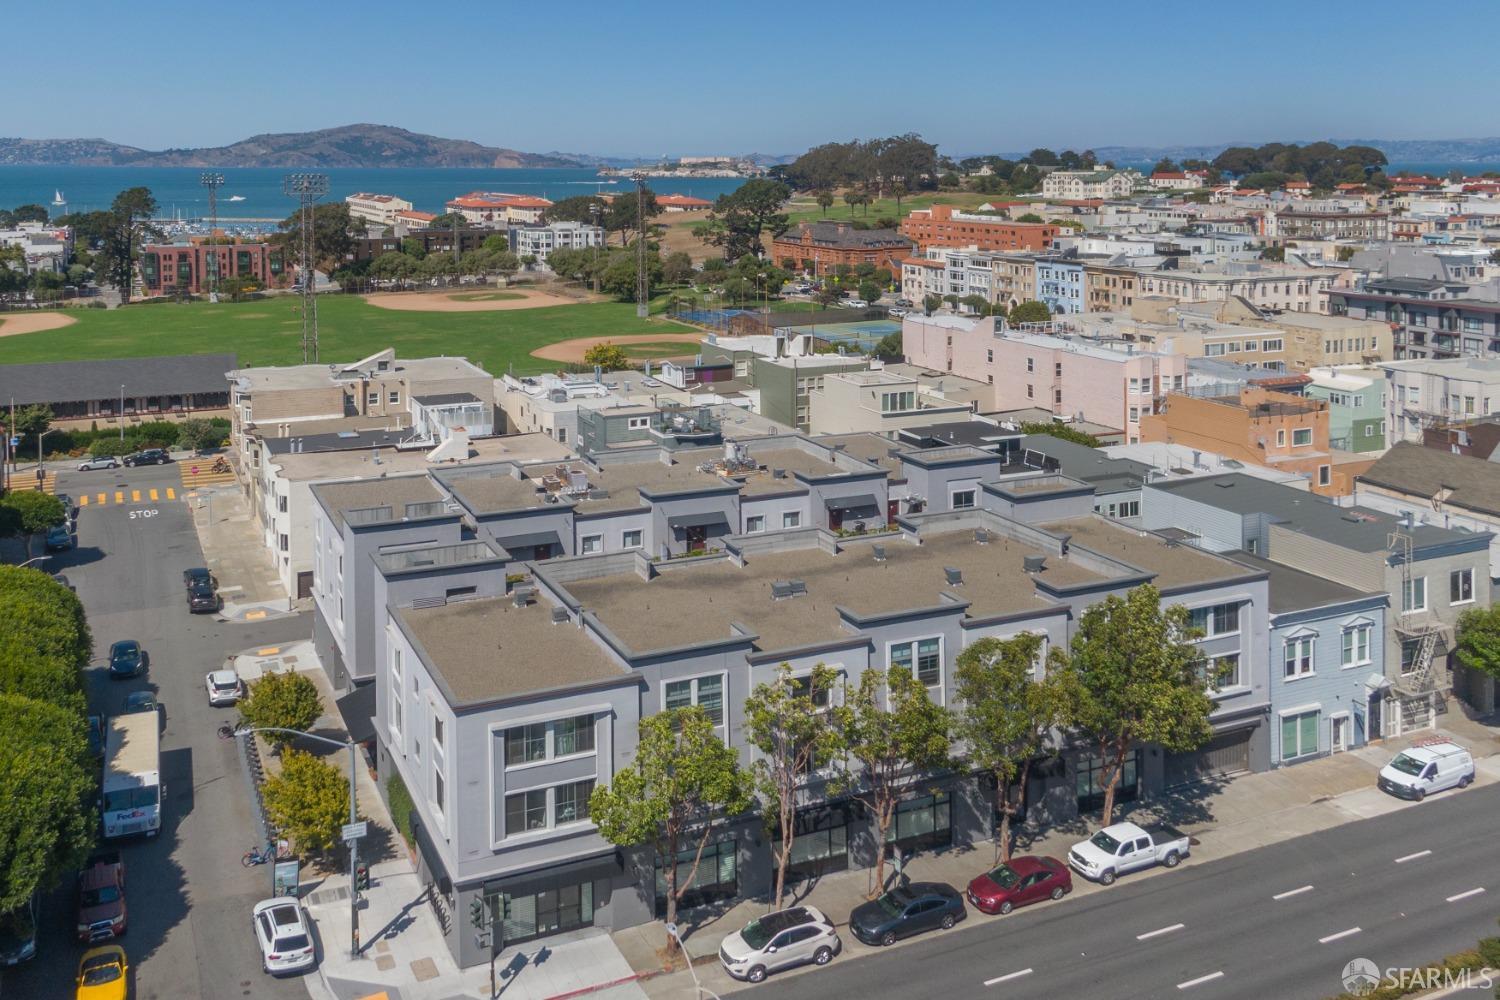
[816,190,834,217]
[843,190,858,218]
[891,183,908,214]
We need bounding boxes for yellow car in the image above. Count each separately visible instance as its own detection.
[76,944,128,1000]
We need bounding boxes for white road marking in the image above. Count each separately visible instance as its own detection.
[1177,971,1225,990]
[984,968,1034,986]
[1137,923,1186,940]
[1319,927,1362,944]
[1273,885,1314,900]
[1447,887,1486,903]
[1394,849,1432,863]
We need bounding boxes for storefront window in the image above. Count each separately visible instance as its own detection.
[884,791,952,854]
[655,839,737,915]
[1076,750,1141,814]
[773,804,853,883]
[494,880,598,945]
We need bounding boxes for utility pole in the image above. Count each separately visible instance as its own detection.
[200,172,224,301]
[589,201,602,294]
[632,172,649,319]
[452,209,461,279]
[283,173,328,363]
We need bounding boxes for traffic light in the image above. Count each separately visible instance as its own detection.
[355,864,370,892]
[470,897,486,929]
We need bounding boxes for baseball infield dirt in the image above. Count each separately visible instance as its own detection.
[363,288,577,312]
[0,312,78,337]
[530,333,704,364]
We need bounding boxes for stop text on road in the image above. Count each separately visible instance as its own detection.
[129,508,159,520]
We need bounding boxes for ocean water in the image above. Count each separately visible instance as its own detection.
[0,166,749,221]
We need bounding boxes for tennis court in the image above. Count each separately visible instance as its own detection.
[779,318,902,352]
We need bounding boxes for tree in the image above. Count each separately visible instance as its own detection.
[582,342,631,371]
[262,750,349,856]
[176,418,223,453]
[239,672,323,750]
[1456,605,1500,682]
[1015,213,1044,224]
[922,293,942,316]
[98,187,159,303]
[426,212,466,231]
[874,331,904,360]
[590,707,750,953]
[0,693,95,915]
[954,635,1071,862]
[702,179,790,261]
[1060,584,1214,825]
[1007,300,1050,326]
[960,294,992,316]
[481,233,509,255]
[547,195,607,224]
[0,567,90,715]
[744,664,843,910]
[0,492,65,557]
[400,237,427,260]
[1026,148,1059,167]
[661,251,695,286]
[890,183,909,214]
[1152,158,1181,175]
[858,280,882,305]
[274,203,356,276]
[604,191,662,247]
[816,190,834,216]
[11,404,52,460]
[830,667,951,894]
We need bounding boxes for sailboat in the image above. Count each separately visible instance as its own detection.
[50,190,65,207]
[227,195,246,202]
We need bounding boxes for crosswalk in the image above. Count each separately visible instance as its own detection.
[78,486,177,507]
[179,464,236,489]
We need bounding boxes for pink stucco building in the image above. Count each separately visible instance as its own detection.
[902,314,1187,442]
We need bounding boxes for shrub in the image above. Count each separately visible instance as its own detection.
[86,438,133,458]
[386,771,415,847]
[133,421,179,448]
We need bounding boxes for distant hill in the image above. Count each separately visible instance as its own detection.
[1071,139,1500,166]
[0,124,582,168]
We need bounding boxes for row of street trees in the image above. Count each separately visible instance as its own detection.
[591,583,1215,949]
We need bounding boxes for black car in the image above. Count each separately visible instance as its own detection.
[849,882,965,946]
[187,581,218,613]
[86,714,105,759]
[183,567,215,590]
[124,448,171,467]
[123,690,157,714]
[107,640,147,679]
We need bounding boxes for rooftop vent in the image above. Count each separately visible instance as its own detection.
[974,529,990,545]
[772,468,786,479]
[1023,555,1046,573]
[1215,479,1236,488]
[550,606,569,625]
[944,566,964,587]
[872,544,887,562]
[512,586,536,608]
[771,579,808,600]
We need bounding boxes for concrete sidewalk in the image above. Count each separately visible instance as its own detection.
[186,480,288,606]
[621,713,1500,1000]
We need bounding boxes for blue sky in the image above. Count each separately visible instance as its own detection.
[11,0,1500,156]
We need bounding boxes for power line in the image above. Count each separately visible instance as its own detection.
[282,173,328,363]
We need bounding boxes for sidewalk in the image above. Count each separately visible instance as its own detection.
[621,714,1500,1000]
[185,478,289,608]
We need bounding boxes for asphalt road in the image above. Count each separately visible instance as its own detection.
[759,778,1500,1000]
[2,464,311,1000]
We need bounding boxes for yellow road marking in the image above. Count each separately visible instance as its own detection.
[114,491,124,504]
[79,495,89,506]
[97,493,106,505]
[256,647,281,656]
[149,488,159,501]
[131,490,141,502]
[244,610,267,621]
[166,487,176,500]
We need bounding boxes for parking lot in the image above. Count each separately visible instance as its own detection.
[1,465,309,1000]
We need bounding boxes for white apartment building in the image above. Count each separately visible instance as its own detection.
[1041,169,1141,199]
[506,222,605,268]
[345,193,414,228]
[1379,357,1500,442]
[1136,262,1338,313]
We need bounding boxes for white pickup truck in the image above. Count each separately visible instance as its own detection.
[1067,821,1192,885]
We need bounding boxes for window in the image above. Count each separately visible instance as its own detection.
[890,637,942,695]
[553,779,595,825]
[621,529,643,549]
[581,534,602,555]
[1189,602,1240,638]
[279,533,288,551]
[1280,710,1320,762]
[782,511,801,529]
[1341,623,1372,666]
[1292,428,1313,446]
[1318,465,1331,486]
[664,675,724,726]
[1026,357,1034,373]
[627,416,650,430]
[880,391,916,413]
[556,427,567,443]
[1276,428,1286,447]
[389,647,404,746]
[505,724,547,766]
[950,488,977,510]
[744,515,765,534]
[1054,388,1063,405]
[1402,576,1427,613]
[656,838,737,914]
[433,715,444,750]
[366,391,379,407]
[1078,750,1140,813]
[1055,362,1063,377]
[433,768,445,817]
[884,791,952,853]
[552,715,596,757]
[278,494,288,513]
[1204,652,1243,692]
[1451,568,1474,605]
[389,391,400,405]
[1026,384,1034,399]
[1283,636,1314,679]
[504,789,548,833]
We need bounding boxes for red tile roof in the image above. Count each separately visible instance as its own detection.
[658,194,713,208]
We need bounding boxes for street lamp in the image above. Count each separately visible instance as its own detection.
[119,385,125,442]
[665,923,722,1000]
[228,725,364,959]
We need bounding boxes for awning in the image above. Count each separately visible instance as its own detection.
[668,510,729,529]
[334,680,377,744]
[485,851,624,898]
[495,530,562,550]
[824,493,881,514]
[1365,673,1392,692]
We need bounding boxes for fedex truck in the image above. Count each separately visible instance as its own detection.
[102,714,162,839]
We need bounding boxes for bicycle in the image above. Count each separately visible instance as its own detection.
[217,722,238,741]
[242,839,291,867]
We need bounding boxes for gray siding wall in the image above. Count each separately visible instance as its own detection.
[476,508,575,559]
[343,515,463,685]
[1269,597,1387,764]
[1140,485,1247,552]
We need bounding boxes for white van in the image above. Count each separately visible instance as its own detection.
[1377,741,1475,800]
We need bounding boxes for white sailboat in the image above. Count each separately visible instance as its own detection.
[227,195,246,202]
[51,189,66,207]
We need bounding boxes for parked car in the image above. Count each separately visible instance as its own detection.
[183,567,216,591]
[1378,741,1475,800]
[58,492,77,516]
[718,905,840,983]
[966,855,1072,915]
[895,298,914,307]
[77,456,119,472]
[107,640,147,679]
[76,852,127,943]
[849,882,965,946]
[55,573,75,592]
[842,298,868,309]
[252,898,316,975]
[123,691,157,715]
[87,714,105,759]
[1068,821,1191,885]
[887,306,909,317]
[46,523,75,551]
[74,944,128,1000]
[187,581,219,614]
[123,448,171,467]
[205,669,244,707]
[0,894,37,966]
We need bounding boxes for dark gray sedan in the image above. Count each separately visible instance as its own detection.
[849,882,965,946]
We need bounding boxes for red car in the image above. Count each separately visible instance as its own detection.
[966,855,1071,915]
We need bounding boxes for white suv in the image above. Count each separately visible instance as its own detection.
[252,898,316,975]
[719,905,840,983]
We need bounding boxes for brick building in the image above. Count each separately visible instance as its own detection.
[139,240,286,296]
[770,222,913,276]
[899,204,1060,252]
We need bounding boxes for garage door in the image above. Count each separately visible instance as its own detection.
[1164,729,1252,787]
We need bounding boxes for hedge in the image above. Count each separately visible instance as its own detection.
[38,417,230,459]
[386,770,415,848]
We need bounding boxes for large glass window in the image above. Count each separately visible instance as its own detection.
[505,724,547,767]
[554,779,595,826]
[656,839,737,914]
[1280,710,1320,761]
[890,638,942,695]
[552,715,596,757]
[773,805,852,883]
[495,880,599,945]
[1077,750,1140,814]
[504,789,548,833]
[506,715,596,766]
[885,792,952,854]
[664,675,724,726]
[1190,602,1240,638]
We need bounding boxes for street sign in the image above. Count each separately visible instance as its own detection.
[8,437,17,447]
[341,821,369,842]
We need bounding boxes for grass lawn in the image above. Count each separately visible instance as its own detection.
[0,294,691,376]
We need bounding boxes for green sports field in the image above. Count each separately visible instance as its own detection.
[0,295,690,376]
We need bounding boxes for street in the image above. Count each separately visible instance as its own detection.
[2,463,309,1000]
[758,781,1500,1000]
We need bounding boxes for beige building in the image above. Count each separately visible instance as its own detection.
[345,192,414,227]
[806,368,973,435]
[1041,169,1141,199]
[1083,264,1139,313]
[1135,261,1340,313]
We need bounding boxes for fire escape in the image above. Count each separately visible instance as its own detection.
[1388,530,1443,727]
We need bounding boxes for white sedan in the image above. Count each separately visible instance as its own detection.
[205,670,244,707]
[252,898,316,975]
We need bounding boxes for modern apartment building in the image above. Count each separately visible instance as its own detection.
[1041,169,1140,199]
[506,221,605,268]
[899,204,1059,252]
[1267,210,1390,241]
[139,240,286,296]
[345,192,415,227]
[1378,357,1500,442]
[1332,275,1500,362]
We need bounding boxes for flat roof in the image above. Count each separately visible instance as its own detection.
[397,598,628,706]
[231,354,486,391]
[1225,551,1383,614]
[818,433,907,477]
[563,529,1102,656]
[733,446,849,494]
[0,353,236,406]
[1041,516,1256,589]
[275,433,567,480]
[312,475,446,529]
